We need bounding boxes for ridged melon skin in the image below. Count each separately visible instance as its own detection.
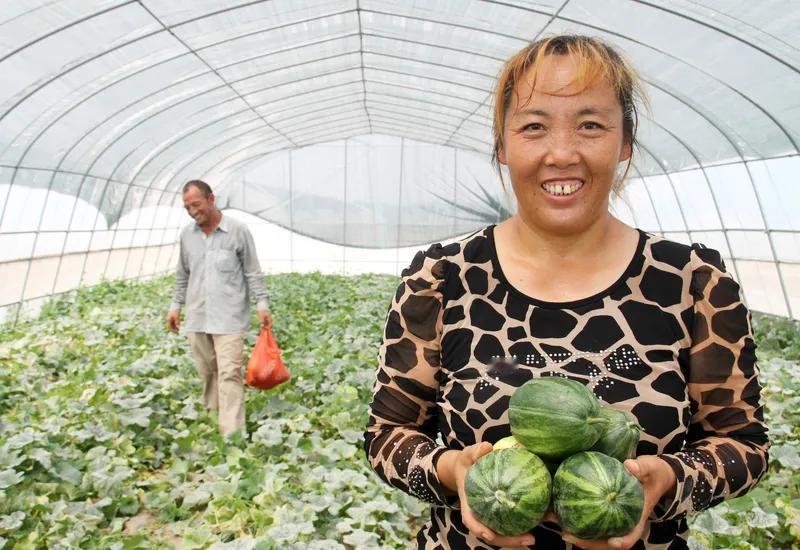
[509,377,607,461]
[553,451,644,539]
[465,448,552,536]
[591,407,642,461]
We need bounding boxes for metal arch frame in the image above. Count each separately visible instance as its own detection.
[482,0,800,77]
[3,1,799,319]
[15,55,484,204]
[100,60,490,196]
[218,122,373,176]
[164,111,455,197]
[0,12,786,203]
[0,3,363,125]
[75,148,146,288]
[355,0,373,135]
[0,1,136,64]
[441,0,571,146]
[0,27,500,206]
[631,0,800,74]
[626,164,664,233]
[672,2,799,57]
[1,10,505,168]
[0,15,370,207]
[4,2,795,163]
[470,1,799,153]
[366,98,469,125]
[637,82,792,316]
[139,56,502,181]
[117,115,296,278]
[5,30,364,175]
[121,124,294,253]
[214,122,478,189]
[637,140,747,295]
[213,56,768,193]
[0,164,146,191]
[13,143,144,318]
[1,38,494,296]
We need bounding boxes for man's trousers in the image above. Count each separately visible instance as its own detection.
[187,332,245,436]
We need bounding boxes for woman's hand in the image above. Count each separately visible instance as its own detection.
[437,442,536,548]
[561,455,677,550]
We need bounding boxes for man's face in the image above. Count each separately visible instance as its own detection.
[183,186,215,226]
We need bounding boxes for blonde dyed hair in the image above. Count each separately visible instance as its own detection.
[492,35,648,193]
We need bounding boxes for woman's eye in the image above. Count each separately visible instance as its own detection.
[523,123,544,131]
[580,121,604,130]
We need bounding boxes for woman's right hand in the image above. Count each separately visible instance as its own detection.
[437,442,536,548]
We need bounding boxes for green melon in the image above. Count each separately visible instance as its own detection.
[509,377,608,460]
[465,448,552,536]
[552,451,644,539]
[493,435,523,450]
[591,407,642,461]
[494,435,559,475]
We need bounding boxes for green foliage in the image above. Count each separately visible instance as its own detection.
[752,313,800,362]
[0,274,425,548]
[1,278,798,548]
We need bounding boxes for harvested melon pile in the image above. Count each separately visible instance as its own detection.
[466,377,644,539]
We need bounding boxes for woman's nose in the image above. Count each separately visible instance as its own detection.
[543,131,580,167]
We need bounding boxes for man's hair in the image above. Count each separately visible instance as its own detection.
[183,179,213,197]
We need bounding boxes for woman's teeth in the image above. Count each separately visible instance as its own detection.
[542,181,583,196]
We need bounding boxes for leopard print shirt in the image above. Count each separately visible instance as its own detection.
[364,225,769,549]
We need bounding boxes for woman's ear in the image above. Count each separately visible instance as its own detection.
[619,138,632,162]
[497,146,507,166]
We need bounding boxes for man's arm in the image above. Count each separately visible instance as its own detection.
[240,226,270,326]
[167,233,189,332]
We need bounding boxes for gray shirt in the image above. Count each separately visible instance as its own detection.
[170,214,268,334]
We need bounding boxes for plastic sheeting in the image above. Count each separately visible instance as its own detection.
[0,0,798,320]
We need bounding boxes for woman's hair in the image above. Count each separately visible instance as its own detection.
[492,35,648,193]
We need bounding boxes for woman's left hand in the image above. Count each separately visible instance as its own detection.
[561,455,677,550]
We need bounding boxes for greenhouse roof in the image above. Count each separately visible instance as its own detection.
[0,0,799,319]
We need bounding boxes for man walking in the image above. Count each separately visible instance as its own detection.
[166,179,271,437]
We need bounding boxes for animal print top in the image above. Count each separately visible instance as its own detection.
[364,225,768,549]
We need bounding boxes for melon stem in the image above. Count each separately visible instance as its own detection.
[606,491,618,503]
[494,489,516,509]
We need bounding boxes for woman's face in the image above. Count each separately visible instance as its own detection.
[498,54,631,236]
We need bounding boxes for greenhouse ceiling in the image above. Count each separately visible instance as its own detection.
[2,0,798,198]
[1,0,799,320]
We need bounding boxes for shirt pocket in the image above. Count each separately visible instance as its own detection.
[215,249,238,272]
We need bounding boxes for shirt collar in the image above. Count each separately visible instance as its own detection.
[217,212,229,233]
[192,211,228,233]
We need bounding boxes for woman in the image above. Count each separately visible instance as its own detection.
[364,35,768,549]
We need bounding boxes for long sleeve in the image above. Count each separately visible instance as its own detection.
[170,230,189,311]
[655,245,769,520]
[240,225,269,311]
[364,244,456,506]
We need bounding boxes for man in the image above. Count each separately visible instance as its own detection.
[167,180,271,437]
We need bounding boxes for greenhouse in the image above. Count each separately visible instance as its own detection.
[0,1,798,549]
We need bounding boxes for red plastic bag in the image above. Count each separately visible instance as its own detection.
[246,326,290,390]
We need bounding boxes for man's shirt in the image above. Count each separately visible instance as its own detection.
[170,214,268,334]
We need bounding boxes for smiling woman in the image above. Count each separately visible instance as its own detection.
[364,35,769,550]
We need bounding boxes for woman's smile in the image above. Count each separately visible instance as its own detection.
[540,178,585,198]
